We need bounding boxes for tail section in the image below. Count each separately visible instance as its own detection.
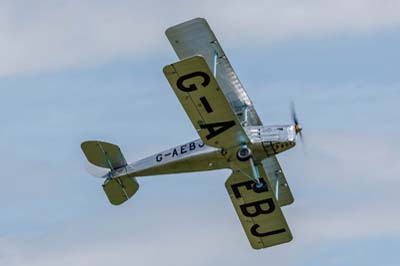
[81,141,127,170]
[102,174,139,205]
[81,140,139,205]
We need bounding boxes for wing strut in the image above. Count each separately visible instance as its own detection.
[242,105,249,127]
[249,157,261,183]
[274,170,282,200]
[211,41,218,77]
[236,145,265,190]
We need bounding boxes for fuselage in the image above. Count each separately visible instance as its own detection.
[110,125,297,179]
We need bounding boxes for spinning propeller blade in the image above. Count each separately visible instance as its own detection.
[290,102,304,145]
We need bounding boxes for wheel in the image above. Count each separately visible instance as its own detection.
[236,147,252,161]
[253,182,267,192]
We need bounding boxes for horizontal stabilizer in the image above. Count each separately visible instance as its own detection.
[81,141,127,170]
[103,174,139,205]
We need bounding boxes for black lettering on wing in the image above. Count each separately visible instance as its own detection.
[200,96,213,113]
[200,121,236,140]
[240,198,275,217]
[229,177,287,239]
[231,178,268,199]
[250,225,286,238]
[176,72,210,92]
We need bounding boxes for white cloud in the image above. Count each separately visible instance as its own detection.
[1,130,399,265]
[297,131,400,185]
[1,0,400,76]
[0,1,163,76]
[294,204,400,242]
[279,131,400,242]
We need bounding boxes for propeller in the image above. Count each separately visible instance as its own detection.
[290,102,304,144]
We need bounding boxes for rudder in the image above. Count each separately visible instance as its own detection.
[81,140,139,205]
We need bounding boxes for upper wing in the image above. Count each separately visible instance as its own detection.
[166,18,294,205]
[225,161,293,249]
[165,17,262,126]
[163,56,249,149]
[262,157,294,207]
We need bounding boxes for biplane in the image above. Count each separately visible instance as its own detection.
[81,18,303,249]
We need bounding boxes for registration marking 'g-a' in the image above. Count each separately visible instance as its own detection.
[175,71,236,140]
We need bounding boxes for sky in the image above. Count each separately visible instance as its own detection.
[0,1,399,265]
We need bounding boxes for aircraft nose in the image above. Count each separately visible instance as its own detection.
[295,124,302,134]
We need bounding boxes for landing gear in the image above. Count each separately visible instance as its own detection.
[236,146,252,161]
[236,145,266,191]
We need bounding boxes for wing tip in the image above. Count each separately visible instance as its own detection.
[165,17,208,37]
[250,235,294,250]
[162,64,173,75]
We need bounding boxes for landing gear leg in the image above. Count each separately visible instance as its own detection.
[236,145,267,191]
[274,169,282,200]
[249,157,267,192]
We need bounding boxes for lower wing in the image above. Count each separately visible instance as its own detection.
[225,161,293,249]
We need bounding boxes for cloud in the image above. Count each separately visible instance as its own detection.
[279,131,400,241]
[1,0,400,76]
[294,204,400,242]
[0,202,249,266]
[1,130,399,266]
[0,1,164,76]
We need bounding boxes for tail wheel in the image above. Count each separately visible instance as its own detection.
[236,147,252,161]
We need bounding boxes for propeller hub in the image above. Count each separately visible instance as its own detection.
[295,124,302,134]
[290,102,304,145]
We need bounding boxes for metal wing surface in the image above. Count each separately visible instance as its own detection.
[165,17,262,126]
[226,161,293,249]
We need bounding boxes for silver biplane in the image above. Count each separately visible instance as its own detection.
[81,18,303,249]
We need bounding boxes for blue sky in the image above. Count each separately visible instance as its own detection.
[1,1,399,265]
